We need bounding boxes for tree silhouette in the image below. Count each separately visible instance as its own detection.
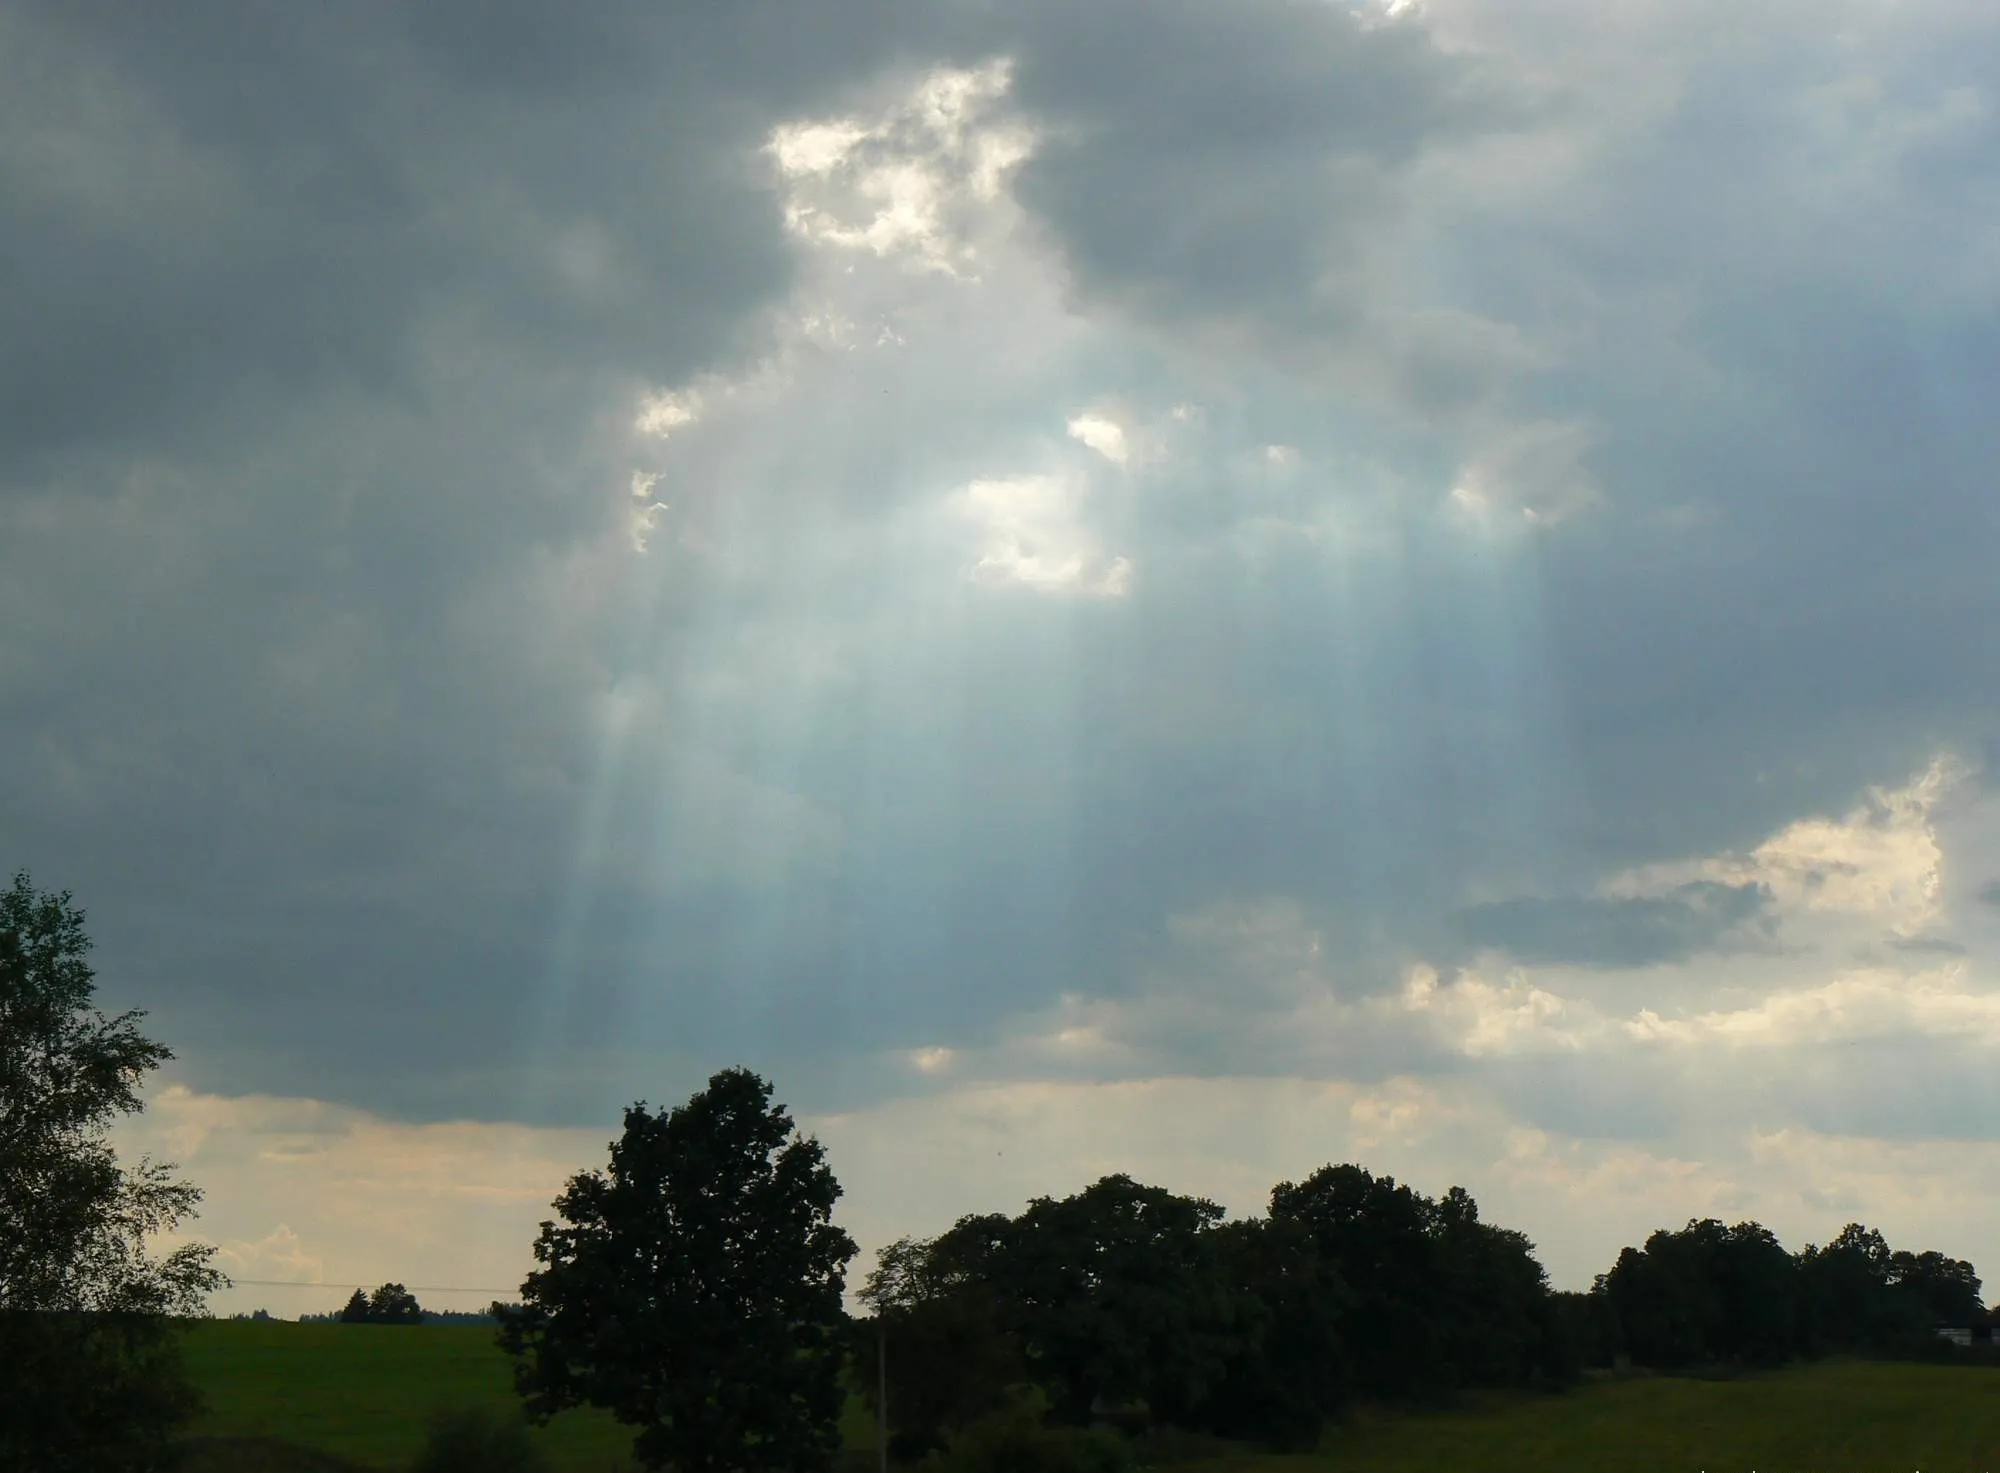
[368,1282,423,1325]
[498,1067,857,1473]
[0,872,225,1471]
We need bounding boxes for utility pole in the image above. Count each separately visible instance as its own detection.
[877,1316,888,1473]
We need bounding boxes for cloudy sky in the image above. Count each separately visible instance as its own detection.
[8,0,2000,1313]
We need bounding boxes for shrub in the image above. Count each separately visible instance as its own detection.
[409,1406,549,1473]
[935,1402,1134,1473]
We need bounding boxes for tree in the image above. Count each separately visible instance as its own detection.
[0,872,226,1472]
[858,1237,1025,1462]
[996,1175,1237,1427]
[1184,1214,1351,1450]
[1600,1219,1798,1368]
[1263,1166,1568,1404]
[1796,1224,1897,1356]
[1269,1165,1450,1403]
[497,1067,857,1473]
[1425,1185,1567,1389]
[367,1281,423,1325]
[1889,1248,1984,1329]
[339,1287,373,1324]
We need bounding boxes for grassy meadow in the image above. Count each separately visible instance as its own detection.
[176,1320,2000,1472]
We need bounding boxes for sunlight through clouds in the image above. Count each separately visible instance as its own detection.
[961,474,1132,597]
[767,59,1034,277]
[10,0,2000,1321]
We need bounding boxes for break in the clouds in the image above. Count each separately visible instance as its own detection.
[8,0,2000,1307]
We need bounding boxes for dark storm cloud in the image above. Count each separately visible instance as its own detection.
[0,0,972,1117]
[1453,882,1774,969]
[6,0,2000,1146]
[1000,0,1518,411]
[0,0,983,482]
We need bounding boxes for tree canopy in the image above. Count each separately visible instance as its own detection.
[856,1164,1580,1458]
[0,871,225,1472]
[498,1066,857,1473]
[337,1282,424,1324]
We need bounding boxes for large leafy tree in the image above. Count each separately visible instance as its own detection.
[999,1175,1236,1426]
[0,872,225,1472]
[878,1177,1244,1435]
[1269,1165,1450,1402]
[1267,1166,1568,1404]
[1600,1218,1800,1368]
[1888,1247,1984,1331]
[498,1067,857,1473]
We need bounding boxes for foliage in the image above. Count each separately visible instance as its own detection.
[856,1165,1579,1455]
[1594,1217,1986,1370]
[851,1287,1024,1461]
[497,1067,857,1473]
[932,1397,1134,1473]
[409,1405,551,1473]
[332,1283,424,1325]
[999,1174,1238,1425]
[369,1282,423,1325]
[0,871,225,1472]
[1182,1213,1350,1449]
[1266,1166,1572,1407]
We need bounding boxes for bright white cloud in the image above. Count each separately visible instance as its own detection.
[1066,411,1129,464]
[635,389,701,438]
[961,473,1131,597]
[767,59,1034,276]
[1609,755,1969,936]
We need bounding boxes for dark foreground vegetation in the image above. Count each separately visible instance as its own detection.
[6,870,1997,1473]
[168,1325,2000,1473]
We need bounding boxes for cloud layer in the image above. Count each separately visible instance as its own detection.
[7,0,2000,1295]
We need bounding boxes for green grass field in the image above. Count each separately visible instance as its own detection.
[178,1322,2000,1473]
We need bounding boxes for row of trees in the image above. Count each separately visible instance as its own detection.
[1585,1218,1984,1369]
[337,1281,424,1324]
[851,1179,1991,1460]
[497,1068,1992,1472]
[853,1166,1576,1456]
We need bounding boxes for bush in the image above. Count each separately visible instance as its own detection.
[409,1407,549,1473]
[935,1402,1134,1473]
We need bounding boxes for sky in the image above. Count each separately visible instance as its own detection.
[6,0,2000,1315]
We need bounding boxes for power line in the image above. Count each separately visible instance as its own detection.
[222,1278,520,1295]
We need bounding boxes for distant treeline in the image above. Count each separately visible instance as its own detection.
[853,1166,1990,1457]
[294,1306,500,1325]
[288,1283,516,1325]
[245,1176,1986,1460]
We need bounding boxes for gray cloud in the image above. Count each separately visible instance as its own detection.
[1001,0,1525,418]
[1453,882,1774,969]
[4,0,2000,1159]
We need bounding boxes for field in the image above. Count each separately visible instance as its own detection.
[177,1321,2000,1472]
